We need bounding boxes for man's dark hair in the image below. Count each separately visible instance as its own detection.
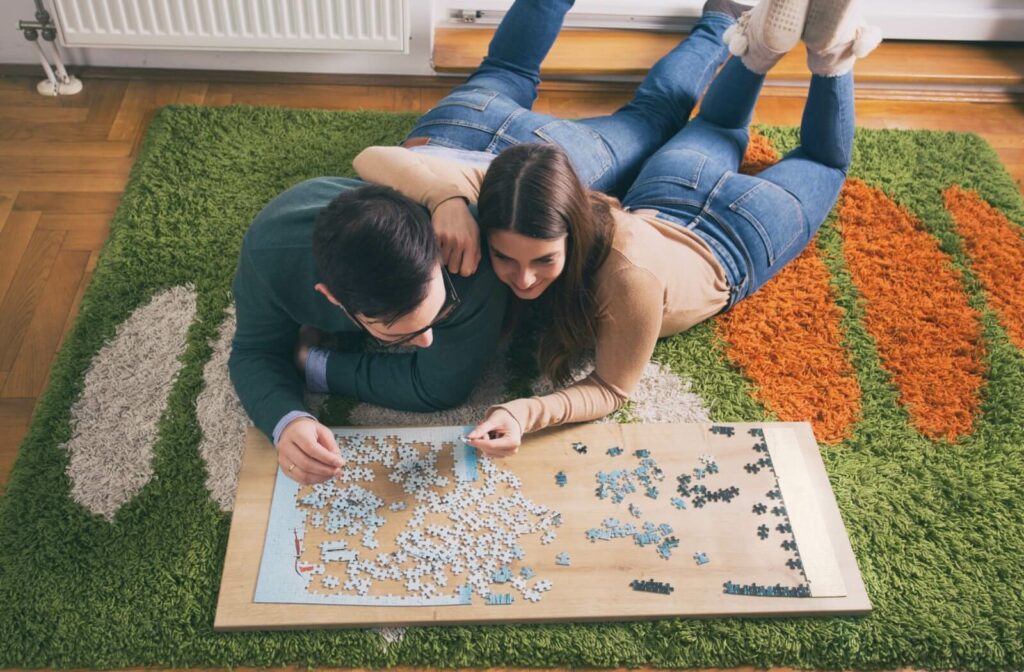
[313,184,439,322]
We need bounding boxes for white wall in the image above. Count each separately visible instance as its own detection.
[0,0,1021,74]
[0,0,436,75]
[436,0,1024,42]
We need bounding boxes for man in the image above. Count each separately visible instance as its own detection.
[229,177,506,485]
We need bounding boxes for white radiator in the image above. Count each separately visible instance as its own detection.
[51,0,408,53]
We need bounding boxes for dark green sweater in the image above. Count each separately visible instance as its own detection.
[229,176,507,441]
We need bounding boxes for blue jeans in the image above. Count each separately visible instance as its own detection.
[622,58,855,308]
[405,0,734,196]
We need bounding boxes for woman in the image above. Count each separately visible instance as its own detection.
[353,0,882,456]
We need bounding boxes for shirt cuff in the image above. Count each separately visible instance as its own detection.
[305,346,330,394]
[272,410,317,447]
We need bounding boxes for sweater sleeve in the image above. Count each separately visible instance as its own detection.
[492,265,664,433]
[353,146,487,212]
[228,243,309,442]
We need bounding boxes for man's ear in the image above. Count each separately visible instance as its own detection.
[314,282,341,307]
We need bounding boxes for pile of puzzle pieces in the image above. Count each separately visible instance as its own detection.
[295,433,564,605]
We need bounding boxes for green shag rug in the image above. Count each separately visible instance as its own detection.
[0,104,1022,670]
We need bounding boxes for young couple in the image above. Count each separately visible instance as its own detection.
[229,0,880,485]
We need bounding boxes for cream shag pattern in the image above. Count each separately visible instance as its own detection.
[63,285,198,520]
[196,307,252,512]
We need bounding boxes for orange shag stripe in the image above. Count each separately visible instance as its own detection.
[739,130,781,175]
[716,132,863,445]
[838,179,986,442]
[943,185,1024,351]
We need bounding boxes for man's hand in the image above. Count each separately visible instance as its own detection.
[277,416,345,484]
[465,408,522,458]
[433,197,481,276]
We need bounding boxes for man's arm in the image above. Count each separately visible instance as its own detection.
[228,244,310,441]
[324,260,507,411]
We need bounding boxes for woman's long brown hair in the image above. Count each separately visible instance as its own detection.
[478,143,616,385]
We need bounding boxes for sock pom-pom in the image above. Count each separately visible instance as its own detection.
[853,25,883,58]
[725,28,749,56]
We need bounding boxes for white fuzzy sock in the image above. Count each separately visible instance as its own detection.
[806,23,882,76]
[724,0,809,75]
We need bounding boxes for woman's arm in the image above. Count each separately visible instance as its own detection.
[353,146,486,211]
[469,265,664,455]
[353,146,489,276]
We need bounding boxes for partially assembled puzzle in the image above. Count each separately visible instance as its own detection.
[217,422,869,629]
[255,426,560,606]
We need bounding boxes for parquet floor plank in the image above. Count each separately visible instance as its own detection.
[0,192,16,235]
[14,191,123,213]
[38,212,113,251]
[0,228,65,371]
[0,211,41,307]
[2,249,90,398]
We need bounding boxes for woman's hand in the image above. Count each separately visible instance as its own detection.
[466,408,523,458]
[433,197,481,276]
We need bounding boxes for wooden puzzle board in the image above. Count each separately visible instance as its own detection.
[215,422,870,630]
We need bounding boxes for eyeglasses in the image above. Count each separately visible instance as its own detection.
[339,267,461,348]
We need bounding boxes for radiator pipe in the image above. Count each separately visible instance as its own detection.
[19,2,82,96]
[31,39,58,88]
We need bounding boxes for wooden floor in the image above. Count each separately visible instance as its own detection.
[0,54,1022,670]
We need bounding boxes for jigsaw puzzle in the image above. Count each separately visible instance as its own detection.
[223,422,863,628]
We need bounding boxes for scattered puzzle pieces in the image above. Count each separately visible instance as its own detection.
[630,578,674,595]
[722,581,810,598]
[693,551,709,566]
[555,471,567,487]
[485,593,515,605]
[710,425,735,437]
[572,442,588,454]
[607,446,623,456]
[555,552,571,566]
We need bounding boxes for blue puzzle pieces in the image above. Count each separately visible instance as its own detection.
[693,551,710,566]
[630,578,674,595]
[486,593,515,605]
[555,471,567,487]
[555,552,571,566]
